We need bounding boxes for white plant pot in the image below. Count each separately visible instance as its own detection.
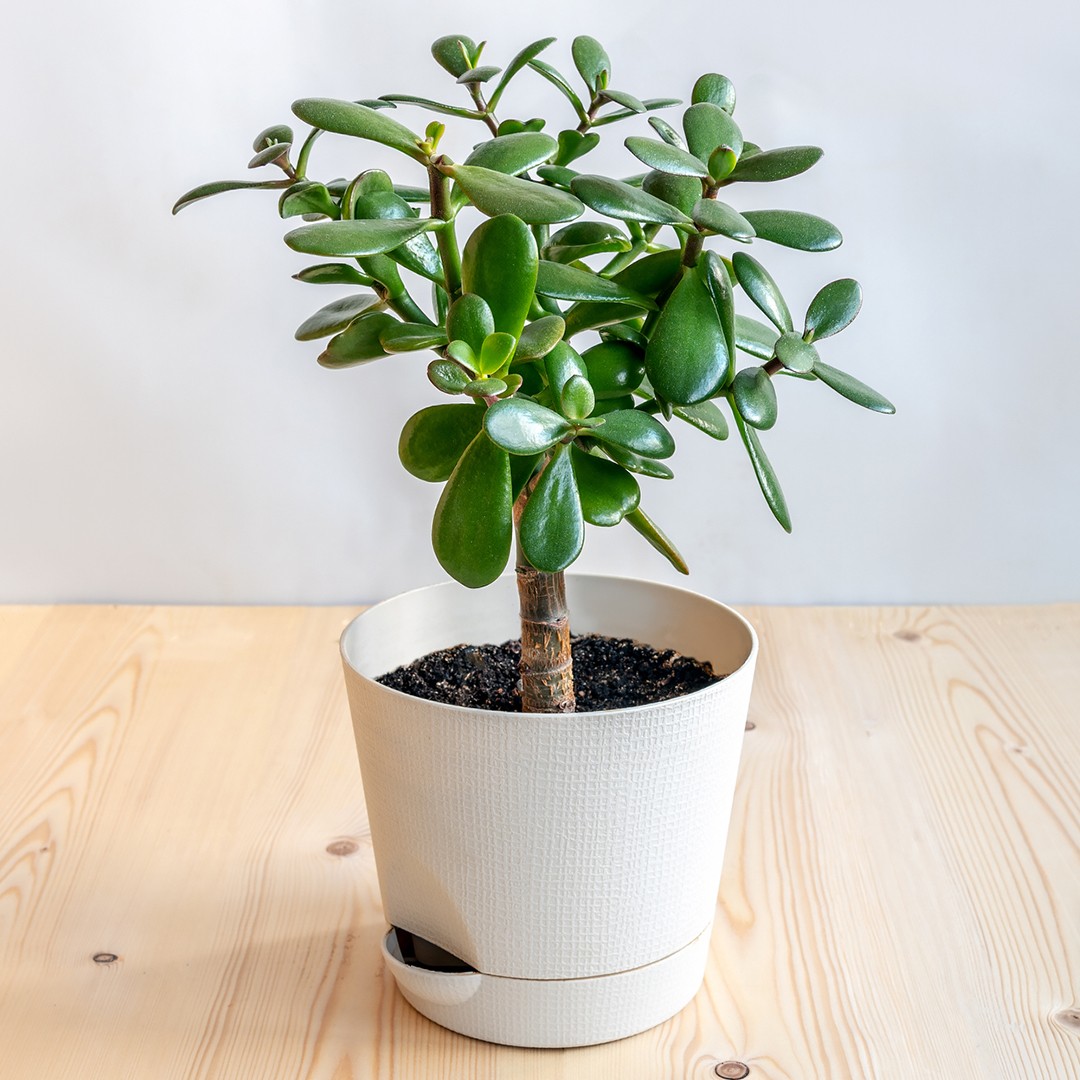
[340,574,757,1048]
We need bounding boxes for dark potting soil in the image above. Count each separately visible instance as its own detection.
[376,634,722,712]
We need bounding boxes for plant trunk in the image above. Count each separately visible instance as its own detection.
[513,488,575,713]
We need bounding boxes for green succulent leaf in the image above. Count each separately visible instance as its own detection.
[519,445,584,572]
[590,409,675,459]
[731,252,793,332]
[528,59,588,120]
[432,431,513,588]
[742,209,841,252]
[379,94,485,120]
[595,441,674,479]
[691,73,736,113]
[318,312,398,367]
[380,322,447,353]
[284,217,440,257]
[571,446,640,526]
[464,132,558,174]
[399,403,486,481]
[614,248,683,293]
[625,136,708,178]
[682,102,743,163]
[624,507,688,573]
[449,164,585,224]
[446,293,496,354]
[673,399,729,440]
[535,260,655,307]
[774,331,819,373]
[544,340,590,396]
[560,374,595,421]
[735,314,781,359]
[478,332,517,375]
[572,35,611,93]
[592,98,681,126]
[804,278,863,340]
[727,146,824,183]
[583,340,646,398]
[456,65,501,84]
[535,164,579,189]
[291,98,425,161]
[554,129,600,166]
[485,397,574,454]
[172,178,292,214]
[732,410,791,531]
[643,172,703,217]
[697,251,736,387]
[570,174,693,227]
[645,270,730,405]
[292,263,372,286]
[428,358,472,394]
[446,340,478,372]
[708,146,738,182]
[394,185,432,203]
[349,189,443,282]
[294,293,382,341]
[464,377,508,397]
[461,214,538,339]
[279,181,339,219]
[648,116,687,149]
[732,367,778,429]
[248,142,291,169]
[691,199,755,241]
[253,125,294,151]
[488,36,556,110]
[601,89,645,112]
[430,35,478,78]
[813,362,895,413]
[515,315,566,360]
[543,221,630,262]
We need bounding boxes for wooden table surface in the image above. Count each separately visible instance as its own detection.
[1,604,1078,1079]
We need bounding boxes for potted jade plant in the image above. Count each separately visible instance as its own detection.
[175,33,892,1048]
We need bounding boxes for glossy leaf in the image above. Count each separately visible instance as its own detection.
[624,507,688,573]
[596,441,674,479]
[735,314,780,359]
[645,270,730,405]
[248,142,290,169]
[570,174,693,227]
[742,209,841,252]
[697,251,736,387]
[642,172,702,217]
[399,403,485,481]
[691,73,736,113]
[648,116,686,149]
[625,136,707,178]
[515,315,566,360]
[560,375,595,421]
[318,312,398,367]
[172,178,291,214]
[674,400,729,440]
[543,221,630,263]
[279,181,339,219]
[590,409,675,458]
[601,89,645,112]
[774,331,819,373]
[813,361,895,413]
[379,94,485,120]
[428,358,472,394]
[519,446,584,573]
[682,102,743,162]
[732,410,791,532]
[572,35,611,93]
[563,300,642,336]
[484,397,573,454]
[478,332,516,375]
[396,185,431,203]
[535,164,579,189]
[291,98,425,161]
[461,214,538,339]
[732,367,778,429]
[554,129,600,166]
[431,35,478,78]
[449,164,584,224]
[284,217,439,257]
[804,278,863,340]
[544,340,589,396]
[292,263,371,286]
[614,248,683,293]
[465,377,508,397]
[728,146,823,183]
[294,293,382,341]
[591,394,635,416]
[432,432,513,588]
[464,132,558,174]
[571,446,640,526]
[447,293,495,354]
[380,322,447,353]
[488,37,556,110]
[253,124,293,151]
[350,190,443,282]
[731,252,793,332]
[528,59,588,119]
[456,65,501,84]
[535,261,654,307]
[583,340,646,398]
[691,199,755,241]
[708,146,738,182]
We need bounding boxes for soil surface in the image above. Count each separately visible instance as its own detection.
[377,634,722,712]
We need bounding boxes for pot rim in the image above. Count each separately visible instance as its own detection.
[340,572,758,721]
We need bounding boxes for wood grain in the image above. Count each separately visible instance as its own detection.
[0,604,1077,1078]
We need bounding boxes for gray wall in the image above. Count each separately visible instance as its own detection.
[2,0,1077,604]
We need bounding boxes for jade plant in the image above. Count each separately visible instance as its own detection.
[175,34,893,713]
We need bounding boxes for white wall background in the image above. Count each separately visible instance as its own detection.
[1,0,1077,605]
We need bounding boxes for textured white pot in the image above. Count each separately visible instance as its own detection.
[340,574,757,1048]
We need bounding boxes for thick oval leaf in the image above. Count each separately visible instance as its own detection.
[813,362,895,413]
[732,367,778,429]
[544,340,590,398]
[457,64,501,84]
[431,35,477,77]
[682,102,743,162]
[172,178,291,214]
[253,124,293,152]
[291,98,424,161]
[649,116,686,148]
[591,394,635,416]
[642,171,702,217]
[560,375,595,421]
[563,301,641,336]
[465,132,558,175]
[428,358,472,394]
[515,315,565,361]
[731,252,793,332]
[535,164,579,189]
[535,260,654,307]
[624,506,688,573]
[432,432,513,588]
[708,146,739,182]
[488,37,557,110]
[583,340,646,398]
[697,251,736,387]
[293,263,371,286]
[591,409,675,458]
[645,270,730,405]
[449,165,584,224]
[595,441,674,479]
[399,403,486,481]
[380,322,447,353]
[804,278,863,340]
[248,142,291,169]
[727,145,823,183]
[774,331,819,373]
[295,293,382,341]
[447,293,495,354]
[742,210,841,252]
[602,89,646,113]
[571,174,693,227]
[465,377,507,397]
[572,35,610,93]
[691,73,736,113]
[485,397,573,455]
[554,129,600,166]
[735,314,780,359]
[673,400,729,440]
[478,332,516,376]
[625,136,707,178]
[616,248,683,293]
[461,214,538,339]
[543,221,630,262]
[350,189,443,281]
[519,445,584,573]
[732,411,791,532]
[571,446,640,526]
[691,199,755,242]
[318,312,398,367]
[280,181,339,219]
[285,217,439,257]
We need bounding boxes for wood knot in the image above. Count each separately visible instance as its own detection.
[1053,1008,1080,1032]
[744,720,756,732]
[893,629,922,643]
[92,953,118,964]
[715,1063,750,1079]
[326,839,359,857]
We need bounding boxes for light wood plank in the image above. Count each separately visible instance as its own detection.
[0,604,1077,1078]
